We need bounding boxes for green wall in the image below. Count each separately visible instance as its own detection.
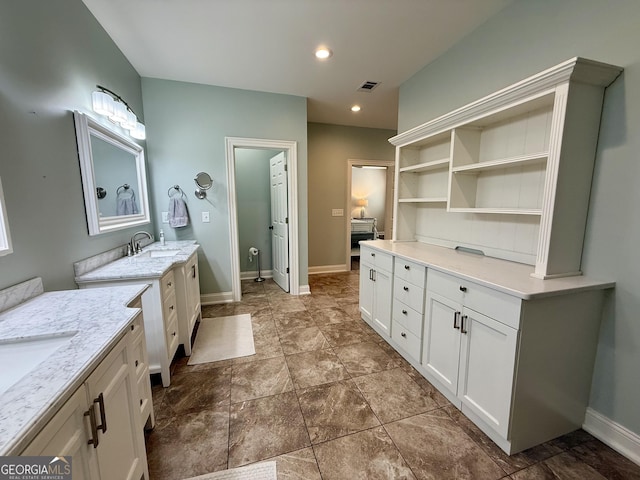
[398,0,640,438]
[0,0,144,291]
[141,78,308,294]
[307,122,396,268]
[236,148,278,273]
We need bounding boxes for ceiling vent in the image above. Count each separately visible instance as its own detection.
[357,81,380,92]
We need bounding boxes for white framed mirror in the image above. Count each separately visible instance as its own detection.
[74,111,150,235]
[0,177,13,256]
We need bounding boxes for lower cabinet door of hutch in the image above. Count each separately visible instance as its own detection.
[372,268,392,335]
[457,308,518,438]
[422,291,462,397]
[359,260,374,323]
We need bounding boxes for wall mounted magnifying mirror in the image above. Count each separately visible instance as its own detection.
[194,172,213,199]
[74,111,150,235]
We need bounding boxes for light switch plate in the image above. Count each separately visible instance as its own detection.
[202,211,210,223]
[161,212,169,223]
[332,209,344,217]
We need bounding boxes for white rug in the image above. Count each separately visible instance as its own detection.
[188,314,256,365]
[183,462,276,480]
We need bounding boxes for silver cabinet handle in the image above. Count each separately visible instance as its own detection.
[461,315,468,334]
[453,311,460,330]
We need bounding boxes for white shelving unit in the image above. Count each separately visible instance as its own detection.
[391,57,622,279]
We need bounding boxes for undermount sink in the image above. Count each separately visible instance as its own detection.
[136,249,181,258]
[0,332,77,396]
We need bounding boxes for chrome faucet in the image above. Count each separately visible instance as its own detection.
[130,231,153,254]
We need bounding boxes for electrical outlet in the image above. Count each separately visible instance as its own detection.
[201,211,210,223]
[332,209,344,217]
[161,212,169,223]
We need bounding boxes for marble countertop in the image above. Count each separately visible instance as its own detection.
[0,284,148,455]
[361,240,614,300]
[75,240,199,284]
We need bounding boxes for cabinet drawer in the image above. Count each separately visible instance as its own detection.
[163,290,177,319]
[392,324,421,362]
[129,313,144,344]
[394,258,426,288]
[165,314,178,346]
[161,270,175,298]
[428,270,521,328]
[393,301,423,338]
[394,278,425,314]
[132,339,146,379]
[136,373,152,417]
[361,247,393,273]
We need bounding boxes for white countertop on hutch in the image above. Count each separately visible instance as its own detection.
[361,240,614,300]
[0,284,148,455]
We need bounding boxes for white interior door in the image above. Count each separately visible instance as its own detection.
[270,152,289,292]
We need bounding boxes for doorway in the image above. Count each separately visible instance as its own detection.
[225,137,300,301]
[346,159,395,270]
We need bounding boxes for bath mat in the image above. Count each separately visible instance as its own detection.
[188,314,256,365]
[183,461,276,480]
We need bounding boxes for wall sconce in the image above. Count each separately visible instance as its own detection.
[356,198,368,218]
[92,85,146,140]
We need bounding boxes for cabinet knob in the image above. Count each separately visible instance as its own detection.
[167,281,172,287]
[135,360,139,367]
[403,286,409,292]
[371,252,375,257]
[172,332,176,337]
[170,305,174,311]
[130,325,135,331]
[401,332,407,338]
[459,286,467,292]
[140,399,143,406]
[402,309,407,315]
[404,265,410,270]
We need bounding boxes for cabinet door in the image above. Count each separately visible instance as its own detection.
[359,260,374,323]
[86,336,147,480]
[457,308,518,438]
[187,255,201,323]
[372,268,392,336]
[422,291,461,397]
[21,387,100,480]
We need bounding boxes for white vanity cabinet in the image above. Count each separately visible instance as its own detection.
[174,251,201,355]
[22,331,149,480]
[422,270,519,438]
[359,245,393,336]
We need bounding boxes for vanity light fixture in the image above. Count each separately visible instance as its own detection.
[315,46,332,60]
[91,85,146,140]
[351,105,361,112]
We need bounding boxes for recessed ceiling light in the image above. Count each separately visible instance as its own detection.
[351,105,361,112]
[315,47,332,60]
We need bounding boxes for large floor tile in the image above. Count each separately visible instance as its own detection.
[297,379,379,444]
[309,306,353,325]
[313,427,416,480]
[285,349,350,389]
[261,447,322,480]
[228,391,310,468]
[385,409,506,480]
[145,405,229,480]
[319,322,371,347]
[273,311,316,331]
[161,366,231,416]
[353,367,438,423]
[278,326,329,355]
[571,439,640,479]
[231,356,293,403]
[334,341,398,376]
[510,451,607,479]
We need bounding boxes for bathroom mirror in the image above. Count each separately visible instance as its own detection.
[0,177,13,256]
[74,111,150,235]
[194,171,213,199]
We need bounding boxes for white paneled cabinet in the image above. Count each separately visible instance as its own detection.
[359,246,393,336]
[175,252,201,355]
[23,331,148,480]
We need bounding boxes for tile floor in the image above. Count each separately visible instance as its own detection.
[145,269,640,480]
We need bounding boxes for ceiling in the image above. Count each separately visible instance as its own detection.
[81,0,512,131]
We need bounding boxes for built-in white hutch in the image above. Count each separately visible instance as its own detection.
[359,58,622,455]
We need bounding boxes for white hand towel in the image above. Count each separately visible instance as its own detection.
[116,189,139,215]
[168,196,189,227]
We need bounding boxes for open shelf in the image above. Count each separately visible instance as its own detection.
[399,158,449,173]
[451,152,547,174]
[399,197,448,204]
[448,207,542,216]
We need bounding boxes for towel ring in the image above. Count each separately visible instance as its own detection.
[116,184,130,195]
[168,185,185,198]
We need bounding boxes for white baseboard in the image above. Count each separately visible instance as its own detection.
[240,269,273,281]
[200,292,234,305]
[583,407,640,466]
[298,285,311,295]
[308,264,348,275]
